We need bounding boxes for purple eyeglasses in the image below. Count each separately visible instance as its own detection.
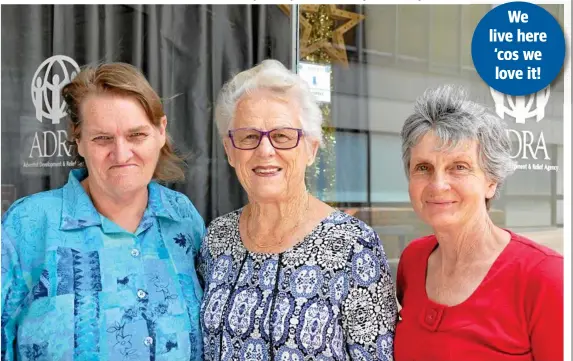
[228,127,304,150]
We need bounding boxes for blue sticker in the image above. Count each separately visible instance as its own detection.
[472,1,566,96]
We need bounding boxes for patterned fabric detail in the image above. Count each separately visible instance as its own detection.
[72,249,102,359]
[200,209,398,361]
[1,168,206,361]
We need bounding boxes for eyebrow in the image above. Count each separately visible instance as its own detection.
[411,155,474,164]
[127,125,151,133]
[85,129,112,137]
[85,125,151,136]
[410,158,431,165]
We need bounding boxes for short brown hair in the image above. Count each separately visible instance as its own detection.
[61,62,186,183]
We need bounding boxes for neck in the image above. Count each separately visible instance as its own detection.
[245,187,310,248]
[82,178,148,233]
[433,212,509,274]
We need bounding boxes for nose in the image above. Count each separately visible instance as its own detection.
[429,170,451,192]
[112,138,133,163]
[255,134,276,157]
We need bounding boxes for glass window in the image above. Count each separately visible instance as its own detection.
[430,6,460,73]
[557,146,563,195]
[397,6,430,66]
[309,131,368,203]
[296,4,564,260]
[2,3,564,257]
[370,133,409,203]
[461,5,490,70]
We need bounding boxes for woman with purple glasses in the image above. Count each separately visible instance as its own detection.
[198,59,398,361]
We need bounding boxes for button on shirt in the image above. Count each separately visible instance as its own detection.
[1,169,206,361]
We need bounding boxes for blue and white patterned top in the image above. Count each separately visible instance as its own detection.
[199,209,398,361]
[1,169,206,361]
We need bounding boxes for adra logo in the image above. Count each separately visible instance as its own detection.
[31,55,80,124]
[490,86,551,162]
[490,86,550,124]
[23,55,80,168]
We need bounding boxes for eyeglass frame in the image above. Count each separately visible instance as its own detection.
[227,127,304,150]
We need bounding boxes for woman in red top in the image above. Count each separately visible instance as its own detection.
[394,85,563,361]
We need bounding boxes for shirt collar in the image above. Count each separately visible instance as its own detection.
[60,168,181,231]
[146,182,182,222]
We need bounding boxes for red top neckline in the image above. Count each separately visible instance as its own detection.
[419,229,515,312]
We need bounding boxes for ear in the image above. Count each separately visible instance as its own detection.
[158,116,167,148]
[76,135,86,158]
[305,139,320,167]
[485,181,498,200]
[223,138,236,168]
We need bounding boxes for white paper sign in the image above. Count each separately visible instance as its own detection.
[298,62,331,103]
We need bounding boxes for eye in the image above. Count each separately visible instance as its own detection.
[130,132,148,139]
[271,132,290,143]
[92,136,113,142]
[414,164,429,172]
[455,164,469,171]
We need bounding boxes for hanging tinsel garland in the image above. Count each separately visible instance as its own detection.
[303,6,336,202]
[279,5,365,202]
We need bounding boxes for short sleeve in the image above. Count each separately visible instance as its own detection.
[525,255,563,361]
[1,202,32,361]
[342,230,398,361]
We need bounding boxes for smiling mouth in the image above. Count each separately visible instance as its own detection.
[427,201,456,205]
[110,164,137,169]
[252,166,282,176]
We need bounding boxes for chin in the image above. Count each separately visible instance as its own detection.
[426,215,463,230]
[109,177,148,195]
[249,187,288,203]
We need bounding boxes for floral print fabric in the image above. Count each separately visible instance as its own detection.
[200,209,398,361]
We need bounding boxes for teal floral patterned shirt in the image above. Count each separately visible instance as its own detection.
[1,169,206,361]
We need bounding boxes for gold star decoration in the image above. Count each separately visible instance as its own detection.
[279,5,365,68]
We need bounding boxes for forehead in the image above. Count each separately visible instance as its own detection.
[411,132,479,160]
[233,89,301,129]
[79,93,151,130]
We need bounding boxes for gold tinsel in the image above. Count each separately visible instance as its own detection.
[303,5,337,203]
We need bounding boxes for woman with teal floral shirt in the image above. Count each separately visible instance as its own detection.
[1,62,206,361]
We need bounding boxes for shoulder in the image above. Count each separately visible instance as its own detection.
[324,210,379,241]
[400,234,437,264]
[505,232,564,325]
[206,209,241,234]
[508,230,563,260]
[396,234,436,291]
[205,209,241,245]
[201,209,242,260]
[153,184,202,222]
[1,189,64,262]
[2,188,64,226]
[318,211,390,265]
[507,230,563,283]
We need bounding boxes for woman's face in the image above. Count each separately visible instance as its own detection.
[76,93,166,199]
[407,132,497,231]
[223,90,319,203]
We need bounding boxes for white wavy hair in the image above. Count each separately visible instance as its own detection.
[214,59,324,147]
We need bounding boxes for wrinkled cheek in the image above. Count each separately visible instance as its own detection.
[283,169,303,194]
[408,186,423,209]
[236,165,255,189]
